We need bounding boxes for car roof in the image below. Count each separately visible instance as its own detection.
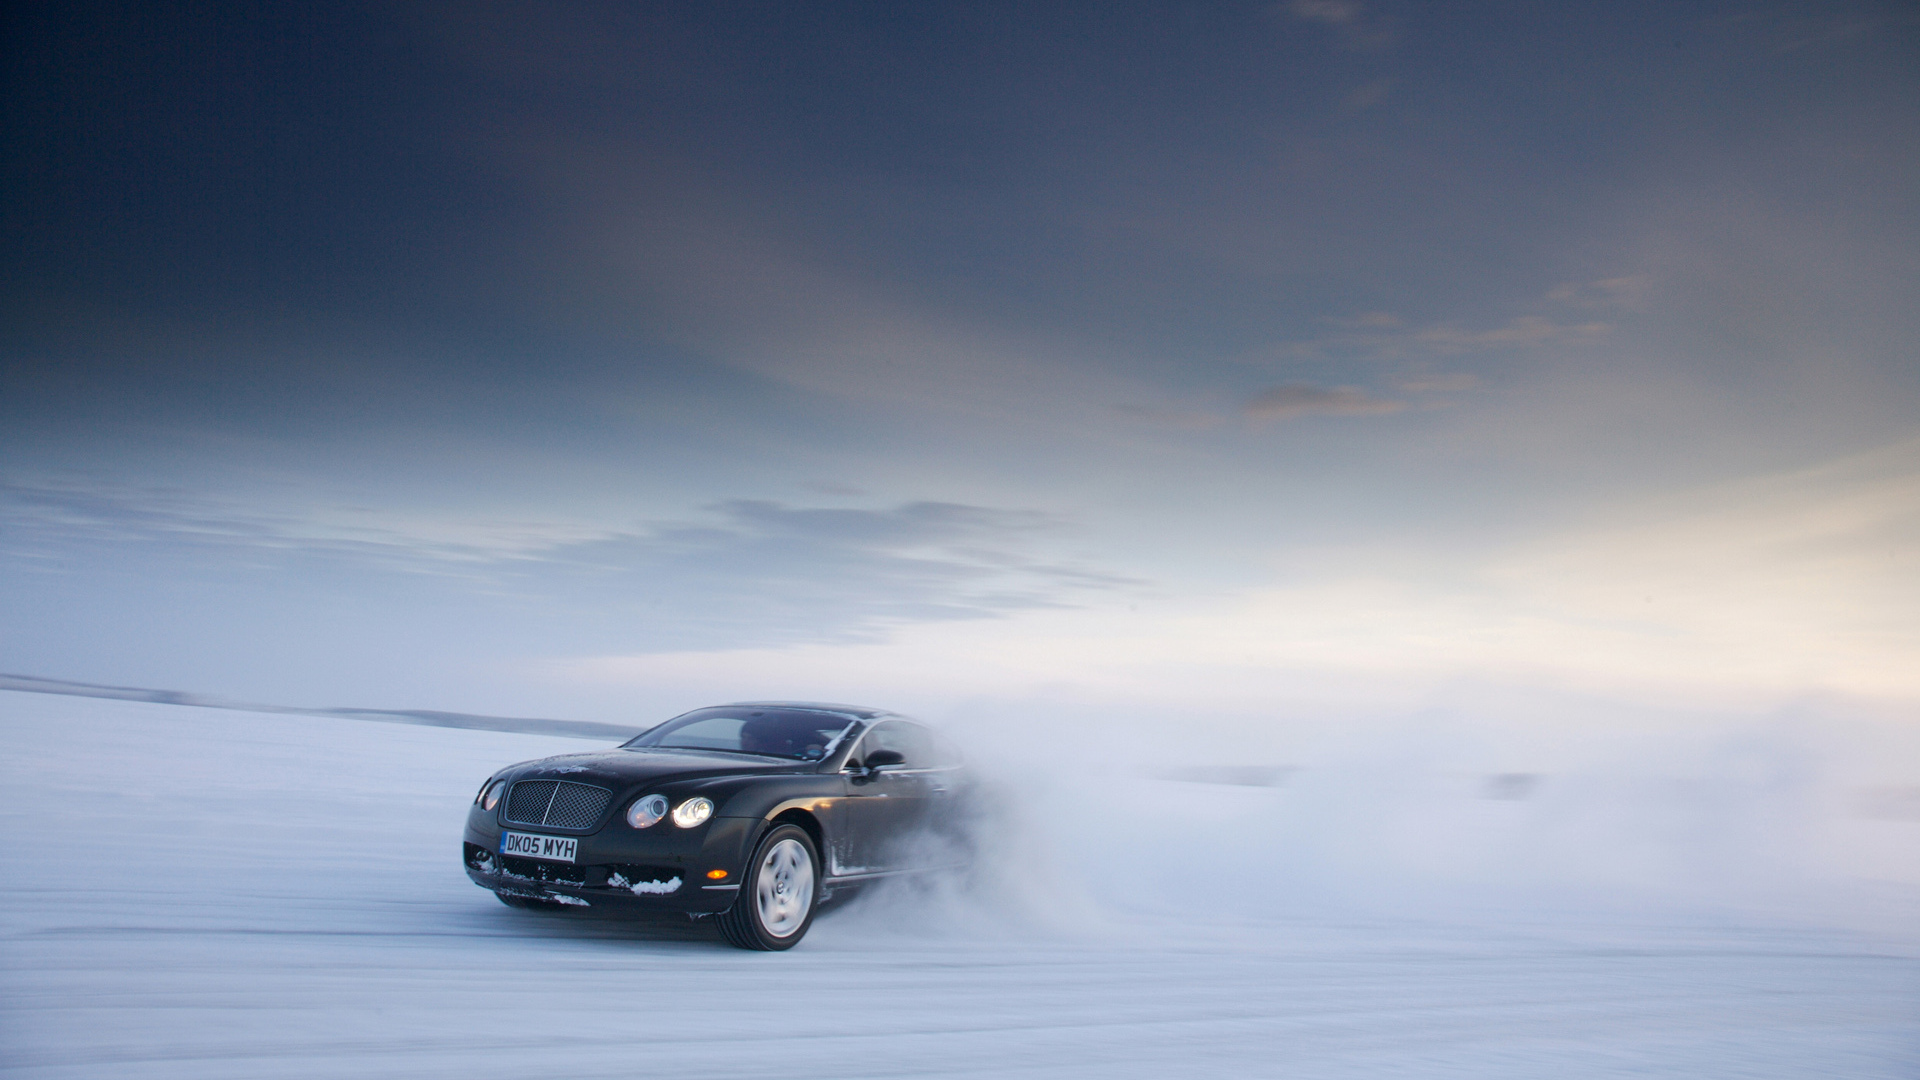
[713,700,897,720]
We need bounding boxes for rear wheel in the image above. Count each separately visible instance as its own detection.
[716,824,819,950]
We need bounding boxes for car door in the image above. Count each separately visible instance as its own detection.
[838,720,939,874]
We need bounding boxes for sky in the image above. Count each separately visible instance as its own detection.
[3,0,1917,726]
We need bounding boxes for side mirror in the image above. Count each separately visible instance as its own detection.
[863,749,906,769]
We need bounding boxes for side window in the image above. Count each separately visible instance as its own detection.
[861,721,935,768]
[927,731,964,769]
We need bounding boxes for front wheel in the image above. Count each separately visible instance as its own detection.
[716,824,819,950]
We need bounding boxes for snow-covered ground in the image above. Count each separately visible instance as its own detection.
[1,692,1914,1078]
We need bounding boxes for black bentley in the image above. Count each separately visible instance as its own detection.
[463,701,966,949]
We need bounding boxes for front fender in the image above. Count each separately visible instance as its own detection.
[696,774,842,823]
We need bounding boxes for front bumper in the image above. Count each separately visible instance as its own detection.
[462,811,760,914]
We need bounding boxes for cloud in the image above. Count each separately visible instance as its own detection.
[1712,7,1893,56]
[801,480,867,497]
[668,436,1920,709]
[1338,311,1403,328]
[0,481,1140,652]
[1254,313,1611,364]
[1166,435,1920,701]
[1281,0,1395,49]
[0,480,591,570]
[1394,371,1477,394]
[1342,79,1394,112]
[1413,316,1610,353]
[1547,275,1650,309]
[1243,384,1405,420]
[546,500,1141,645]
[1287,0,1363,25]
[1120,382,1411,428]
[702,499,1053,549]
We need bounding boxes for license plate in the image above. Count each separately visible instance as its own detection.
[499,832,577,863]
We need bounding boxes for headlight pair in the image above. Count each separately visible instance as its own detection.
[627,794,712,829]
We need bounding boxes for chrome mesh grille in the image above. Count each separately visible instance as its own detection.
[502,780,611,829]
[503,780,556,823]
[545,782,611,829]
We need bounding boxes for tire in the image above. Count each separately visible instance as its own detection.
[716,824,820,950]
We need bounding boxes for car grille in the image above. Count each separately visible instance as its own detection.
[502,780,613,829]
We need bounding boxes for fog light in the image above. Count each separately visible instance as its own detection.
[706,868,728,880]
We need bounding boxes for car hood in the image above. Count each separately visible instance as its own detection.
[504,747,812,788]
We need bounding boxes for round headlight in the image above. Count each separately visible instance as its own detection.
[671,796,714,828]
[626,793,669,829]
[481,780,507,811]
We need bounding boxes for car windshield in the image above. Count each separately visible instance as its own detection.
[622,707,858,761]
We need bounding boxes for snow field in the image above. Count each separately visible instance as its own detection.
[0,693,1914,1078]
